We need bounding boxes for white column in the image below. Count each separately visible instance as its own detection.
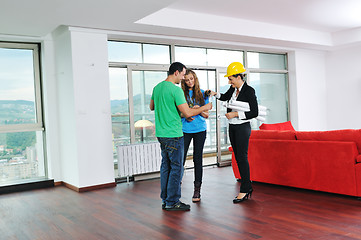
[52,26,114,188]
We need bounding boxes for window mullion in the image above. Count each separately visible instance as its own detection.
[0,123,44,133]
[33,45,43,127]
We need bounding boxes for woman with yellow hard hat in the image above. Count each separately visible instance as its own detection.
[208,62,258,203]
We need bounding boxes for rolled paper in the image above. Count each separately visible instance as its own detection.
[222,100,267,122]
[256,116,266,122]
[234,109,266,122]
[229,100,267,112]
[227,103,267,116]
[258,110,267,116]
[227,104,249,112]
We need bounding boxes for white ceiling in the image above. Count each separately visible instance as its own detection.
[168,0,361,33]
[1,0,361,48]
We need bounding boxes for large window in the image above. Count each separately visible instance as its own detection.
[109,67,130,148]
[108,42,170,64]
[0,42,46,184]
[247,51,289,125]
[108,41,289,176]
[132,70,167,143]
[174,46,245,155]
[108,41,171,173]
[175,46,243,66]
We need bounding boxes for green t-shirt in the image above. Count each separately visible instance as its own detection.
[151,81,186,137]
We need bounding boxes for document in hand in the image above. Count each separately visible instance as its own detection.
[225,100,268,122]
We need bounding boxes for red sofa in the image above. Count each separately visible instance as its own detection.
[229,125,361,197]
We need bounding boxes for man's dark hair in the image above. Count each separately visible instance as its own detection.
[168,62,186,76]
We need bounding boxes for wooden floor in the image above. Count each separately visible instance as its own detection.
[2,166,361,240]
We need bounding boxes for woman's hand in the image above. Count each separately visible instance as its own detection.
[193,105,209,118]
[206,90,217,97]
[186,117,194,122]
[225,112,238,119]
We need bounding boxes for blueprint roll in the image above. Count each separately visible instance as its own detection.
[227,103,268,116]
[228,100,267,112]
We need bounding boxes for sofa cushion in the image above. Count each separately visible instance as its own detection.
[259,121,295,131]
[296,129,361,155]
[250,130,296,140]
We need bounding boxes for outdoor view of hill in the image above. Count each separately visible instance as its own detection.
[0,100,36,157]
[0,100,35,125]
[110,94,152,114]
[0,95,151,125]
[0,89,221,150]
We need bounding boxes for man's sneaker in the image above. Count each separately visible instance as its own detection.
[164,201,190,211]
[162,202,166,210]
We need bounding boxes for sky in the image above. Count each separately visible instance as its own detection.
[0,42,261,102]
[0,48,36,101]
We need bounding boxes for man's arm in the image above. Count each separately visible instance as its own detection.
[149,99,154,111]
[177,102,212,118]
[193,105,209,119]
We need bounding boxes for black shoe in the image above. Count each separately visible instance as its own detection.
[192,181,202,202]
[162,203,166,210]
[164,201,190,211]
[233,189,253,204]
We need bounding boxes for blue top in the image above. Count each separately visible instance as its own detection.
[181,89,209,133]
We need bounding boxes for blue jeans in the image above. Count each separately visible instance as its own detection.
[157,136,184,206]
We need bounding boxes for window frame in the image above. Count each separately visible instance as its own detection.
[0,42,44,134]
[108,40,171,65]
[245,50,290,125]
[0,41,47,182]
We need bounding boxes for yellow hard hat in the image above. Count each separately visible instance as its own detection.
[224,62,246,77]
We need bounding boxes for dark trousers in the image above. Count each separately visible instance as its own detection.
[183,131,207,183]
[229,123,252,193]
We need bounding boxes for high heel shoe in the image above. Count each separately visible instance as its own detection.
[248,189,253,199]
[233,189,253,204]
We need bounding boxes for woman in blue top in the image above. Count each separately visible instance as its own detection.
[181,69,209,202]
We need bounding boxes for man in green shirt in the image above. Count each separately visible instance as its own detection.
[150,62,212,211]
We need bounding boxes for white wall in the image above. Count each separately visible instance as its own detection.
[52,28,80,186]
[288,44,361,131]
[289,49,328,131]
[325,44,361,130]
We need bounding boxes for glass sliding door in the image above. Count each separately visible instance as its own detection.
[109,65,168,178]
[131,70,167,144]
[109,67,130,176]
[216,70,233,166]
[183,69,217,168]
[108,40,289,177]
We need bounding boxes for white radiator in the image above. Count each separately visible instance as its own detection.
[117,142,162,181]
